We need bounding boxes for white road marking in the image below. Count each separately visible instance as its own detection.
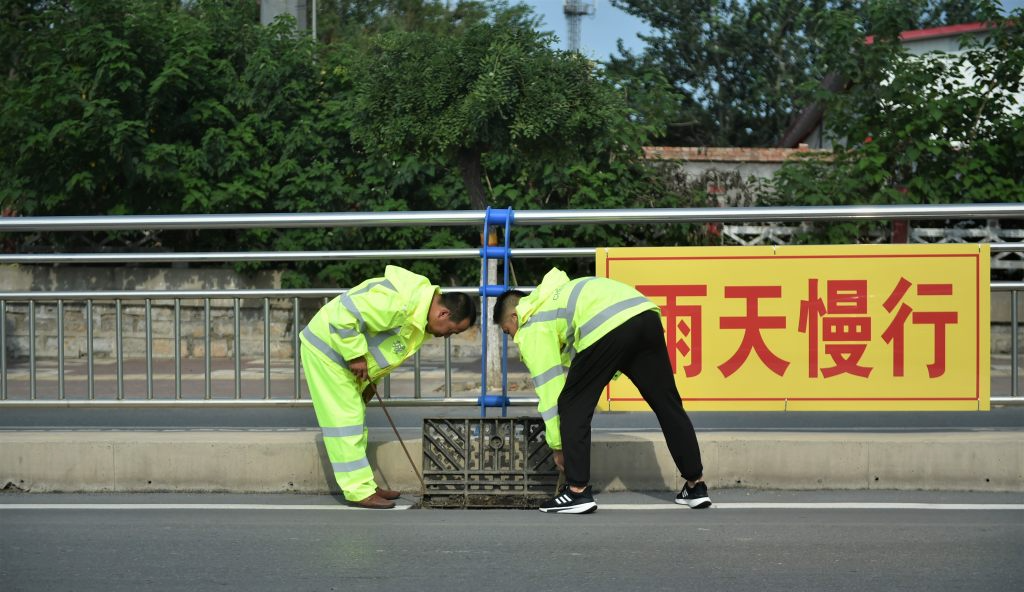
[600,503,1024,511]
[0,503,413,511]
[0,502,1020,511]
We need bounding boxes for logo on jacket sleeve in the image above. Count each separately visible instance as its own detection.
[392,342,407,356]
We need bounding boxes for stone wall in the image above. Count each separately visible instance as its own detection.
[642,145,828,207]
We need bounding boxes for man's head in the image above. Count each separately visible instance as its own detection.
[427,292,477,337]
[492,289,527,338]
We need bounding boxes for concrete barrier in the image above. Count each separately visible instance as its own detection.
[2,430,1021,494]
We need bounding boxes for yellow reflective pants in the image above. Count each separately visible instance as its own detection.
[300,343,377,502]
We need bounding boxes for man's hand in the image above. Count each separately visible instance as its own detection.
[362,384,376,405]
[348,356,369,382]
[552,449,564,472]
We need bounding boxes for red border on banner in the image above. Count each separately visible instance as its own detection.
[602,252,983,404]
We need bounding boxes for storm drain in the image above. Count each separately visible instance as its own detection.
[420,417,559,509]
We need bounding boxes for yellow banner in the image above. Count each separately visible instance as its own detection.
[597,245,990,411]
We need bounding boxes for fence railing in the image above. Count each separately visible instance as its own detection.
[1,203,1022,407]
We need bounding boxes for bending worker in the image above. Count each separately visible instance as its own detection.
[493,268,711,514]
[300,265,476,509]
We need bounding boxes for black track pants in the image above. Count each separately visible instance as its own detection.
[558,310,704,486]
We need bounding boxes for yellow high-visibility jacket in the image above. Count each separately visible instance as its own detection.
[513,268,658,449]
[300,265,438,386]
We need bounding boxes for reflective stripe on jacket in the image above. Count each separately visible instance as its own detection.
[513,268,658,449]
[300,265,437,385]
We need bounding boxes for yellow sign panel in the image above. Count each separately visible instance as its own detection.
[597,245,990,411]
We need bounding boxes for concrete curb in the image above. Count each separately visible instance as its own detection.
[1,431,1021,494]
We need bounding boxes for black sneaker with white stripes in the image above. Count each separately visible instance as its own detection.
[675,481,712,509]
[539,485,597,514]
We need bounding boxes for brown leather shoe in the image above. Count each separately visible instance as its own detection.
[354,493,395,509]
[375,487,401,500]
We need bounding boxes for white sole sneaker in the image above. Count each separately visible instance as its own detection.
[675,496,711,509]
[539,501,597,514]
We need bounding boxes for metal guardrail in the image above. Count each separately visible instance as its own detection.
[0,248,596,265]
[0,289,474,403]
[3,203,1023,232]
[1,204,1022,407]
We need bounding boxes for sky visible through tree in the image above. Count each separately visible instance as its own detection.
[520,0,1024,61]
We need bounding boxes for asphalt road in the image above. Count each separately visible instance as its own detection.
[2,491,1021,592]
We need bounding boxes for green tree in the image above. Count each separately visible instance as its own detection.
[607,0,999,147]
[0,0,272,219]
[338,6,703,282]
[774,1,1022,209]
[0,0,697,287]
[345,10,628,210]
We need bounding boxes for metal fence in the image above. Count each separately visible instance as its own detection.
[1,204,1022,407]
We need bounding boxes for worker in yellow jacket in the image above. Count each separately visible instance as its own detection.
[300,266,476,509]
[493,268,710,514]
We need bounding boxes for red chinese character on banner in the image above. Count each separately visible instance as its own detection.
[798,279,873,378]
[718,286,790,377]
[881,277,958,377]
[637,284,708,377]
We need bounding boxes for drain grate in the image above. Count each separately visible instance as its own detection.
[420,417,559,509]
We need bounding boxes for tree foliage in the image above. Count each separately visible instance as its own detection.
[774,1,1023,210]
[607,0,1002,147]
[348,13,625,210]
[5,0,1015,289]
[341,4,699,282]
[0,0,694,287]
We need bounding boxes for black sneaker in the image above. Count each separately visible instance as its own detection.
[539,485,597,514]
[675,481,712,509]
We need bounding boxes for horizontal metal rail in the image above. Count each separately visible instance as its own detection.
[0,398,540,409]
[0,288,478,300]
[992,282,1024,291]
[0,398,1017,408]
[512,204,1024,225]
[0,282,1019,300]
[0,247,597,265]
[1,245,1020,265]
[0,211,483,231]
[1,204,1022,232]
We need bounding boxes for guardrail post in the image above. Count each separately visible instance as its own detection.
[1012,289,1019,399]
[478,207,514,416]
[1,300,6,400]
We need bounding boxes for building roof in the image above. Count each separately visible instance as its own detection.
[865,21,994,45]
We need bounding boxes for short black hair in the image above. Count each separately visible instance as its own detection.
[492,290,526,325]
[439,292,477,327]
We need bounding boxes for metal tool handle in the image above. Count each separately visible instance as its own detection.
[370,384,426,494]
